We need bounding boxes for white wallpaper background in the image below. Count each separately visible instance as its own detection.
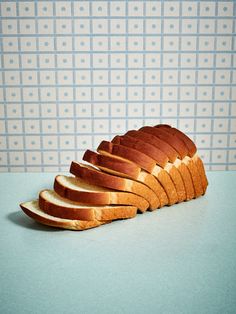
[0,0,235,172]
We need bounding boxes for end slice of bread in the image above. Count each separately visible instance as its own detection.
[20,200,108,231]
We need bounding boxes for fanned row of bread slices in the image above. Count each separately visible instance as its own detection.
[20,124,208,231]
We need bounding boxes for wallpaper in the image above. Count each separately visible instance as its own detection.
[0,1,235,172]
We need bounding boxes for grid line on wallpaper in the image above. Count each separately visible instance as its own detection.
[0,1,236,172]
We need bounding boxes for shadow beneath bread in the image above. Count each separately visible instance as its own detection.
[7,211,63,232]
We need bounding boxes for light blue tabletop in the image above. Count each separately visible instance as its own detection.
[0,172,236,314]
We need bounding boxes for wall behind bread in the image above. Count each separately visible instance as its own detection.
[0,1,235,172]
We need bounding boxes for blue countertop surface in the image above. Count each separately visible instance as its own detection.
[0,172,236,314]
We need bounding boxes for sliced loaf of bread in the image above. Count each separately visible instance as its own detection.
[20,124,208,231]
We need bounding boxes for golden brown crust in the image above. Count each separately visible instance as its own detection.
[174,160,195,201]
[192,155,208,194]
[138,171,169,207]
[130,181,160,211]
[153,126,188,159]
[96,206,137,221]
[97,141,156,174]
[156,124,197,157]
[166,164,186,202]
[112,135,168,168]
[151,166,179,205]
[183,157,204,197]
[138,128,179,162]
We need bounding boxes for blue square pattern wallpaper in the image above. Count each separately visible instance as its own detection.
[0,1,235,172]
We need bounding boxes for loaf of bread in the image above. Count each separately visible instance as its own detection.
[20,124,208,231]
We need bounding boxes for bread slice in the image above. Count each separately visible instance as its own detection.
[70,161,160,211]
[97,142,178,206]
[54,175,149,212]
[39,189,137,221]
[20,200,108,231]
[83,149,168,207]
[155,124,207,196]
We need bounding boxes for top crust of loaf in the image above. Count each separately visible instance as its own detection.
[111,135,168,168]
[140,126,188,160]
[153,126,188,159]
[97,140,156,173]
[127,129,178,163]
[155,125,197,157]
